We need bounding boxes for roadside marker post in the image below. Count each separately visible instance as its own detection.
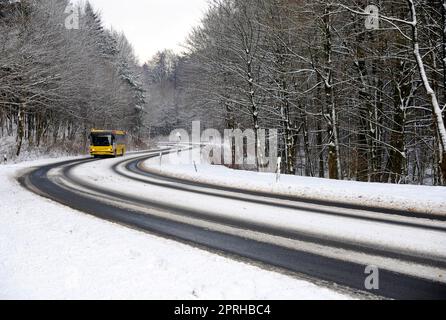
[276,157,282,183]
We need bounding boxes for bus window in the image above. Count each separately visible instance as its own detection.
[91,134,112,146]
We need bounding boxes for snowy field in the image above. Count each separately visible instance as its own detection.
[0,157,352,300]
[143,148,446,217]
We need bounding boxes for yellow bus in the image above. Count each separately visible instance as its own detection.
[90,129,127,158]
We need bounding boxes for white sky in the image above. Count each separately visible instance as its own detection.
[76,0,210,64]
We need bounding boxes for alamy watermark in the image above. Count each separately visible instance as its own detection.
[365,265,380,290]
[64,3,80,30]
[365,5,380,30]
[63,4,380,32]
[168,121,279,172]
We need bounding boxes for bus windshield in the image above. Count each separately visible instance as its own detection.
[91,134,112,146]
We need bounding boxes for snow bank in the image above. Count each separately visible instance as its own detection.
[0,135,83,165]
[143,149,446,216]
[0,158,351,300]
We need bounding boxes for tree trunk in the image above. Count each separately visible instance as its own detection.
[0,109,4,137]
[281,102,296,175]
[408,0,446,185]
[53,121,60,145]
[389,97,405,183]
[441,1,446,183]
[355,9,371,182]
[323,6,341,180]
[301,110,313,177]
[247,52,260,171]
[16,106,24,157]
[356,68,370,182]
[317,120,325,178]
[441,152,446,184]
[442,0,446,103]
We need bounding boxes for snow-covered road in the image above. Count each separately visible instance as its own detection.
[7,148,446,299]
[0,156,353,300]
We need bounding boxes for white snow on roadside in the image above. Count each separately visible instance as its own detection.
[0,136,82,165]
[0,158,352,300]
[144,148,446,216]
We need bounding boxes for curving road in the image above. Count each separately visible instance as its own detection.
[18,148,446,300]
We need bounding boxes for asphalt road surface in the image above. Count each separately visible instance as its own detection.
[18,148,446,300]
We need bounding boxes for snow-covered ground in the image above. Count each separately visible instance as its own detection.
[0,135,82,164]
[143,148,446,216]
[0,157,352,300]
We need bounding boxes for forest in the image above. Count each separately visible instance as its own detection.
[0,0,145,157]
[1,0,446,186]
[144,0,446,185]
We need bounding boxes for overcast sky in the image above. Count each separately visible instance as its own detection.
[76,0,209,64]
